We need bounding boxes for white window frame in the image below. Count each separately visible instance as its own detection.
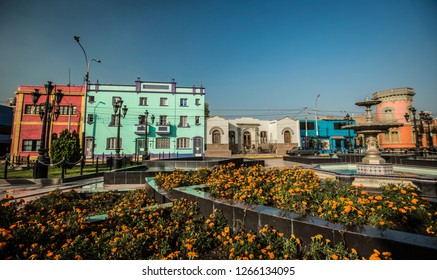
[177,137,191,149]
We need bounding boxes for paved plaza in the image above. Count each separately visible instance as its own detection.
[1,157,309,203]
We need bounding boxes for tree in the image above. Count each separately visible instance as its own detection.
[50,129,82,172]
[204,102,210,119]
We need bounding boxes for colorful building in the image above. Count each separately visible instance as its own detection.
[10,84,85,159]
[0,104,13,156]
[299,118,357,153]
[85,79,205,159]
[206,116,300,156]
[372,87,435,151]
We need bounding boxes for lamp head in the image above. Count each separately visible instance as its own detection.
[45,81,54,95]
[121,105,128,117]
[55,89,63,104]
[32,89,41,105]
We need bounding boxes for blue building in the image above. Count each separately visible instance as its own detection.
[0,104,13,156]
[299,118,357,153]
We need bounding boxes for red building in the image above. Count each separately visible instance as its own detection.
[10,84,85,160]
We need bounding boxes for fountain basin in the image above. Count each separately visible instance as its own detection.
[356,163,393,175]
[311,163,437,199]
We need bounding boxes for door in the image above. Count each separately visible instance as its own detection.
[193,137,203,157]
[85,137,93,158]
[136,138,145,155]
[243,131,251,149]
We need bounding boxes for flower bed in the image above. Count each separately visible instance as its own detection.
[155,163,437,237]
[1,189,392,260]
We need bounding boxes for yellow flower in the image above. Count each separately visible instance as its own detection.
[331,254,339,260]
[187,251,198,258]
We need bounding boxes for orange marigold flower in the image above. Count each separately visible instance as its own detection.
[331,254,339,260]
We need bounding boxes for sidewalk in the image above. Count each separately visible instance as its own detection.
[1,157,309,203]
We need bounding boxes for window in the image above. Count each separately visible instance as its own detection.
[59,105,77,115]
[179,116,189,127]
[391,131,400,143]
[109,114,120,126]
[139,97,148,106]
[89,96,95,103]
[334,122,344,130]
[195,98,201,106]
[180,98,188,107]
[22,140,40,151]
[284,130,291,143]
[260,131,267,144]
[195,116,200,125]
[159,115,168,125]
[212,130,221,144]
[24,105,37,114]
[156,138,170,149]
[160,98,168,106]
[106,137,122,150]
[177,137,190,149]
[87,114,94,124]
[383,108,394,122]
[300,121,315,130]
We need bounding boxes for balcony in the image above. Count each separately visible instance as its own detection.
[156,122,171,135]
[134,124,149,135]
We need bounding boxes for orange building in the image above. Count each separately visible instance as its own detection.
[372,87,435,152]
[10,84,85,159]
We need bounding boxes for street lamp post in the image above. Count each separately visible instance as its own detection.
[113,98,128,169]
[404,107,422,156]
[419,111,434,152]
[344,113,353,153]
[73,35,101,160]
[31,81,64,178]
[140,110,155,160]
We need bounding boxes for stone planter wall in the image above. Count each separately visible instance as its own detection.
[145,179,437,260]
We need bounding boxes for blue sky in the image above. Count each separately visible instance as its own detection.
[1,0,436,119]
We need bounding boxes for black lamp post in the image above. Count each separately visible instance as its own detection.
[31,81,64,178]
[140,110,155,160]
[419,111,434,151]
[343,113,353,153]
[113,98,128,169]
[404,107,423,155]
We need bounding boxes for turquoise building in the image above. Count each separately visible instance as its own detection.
[299,118,357,153]
[85,79,205,159]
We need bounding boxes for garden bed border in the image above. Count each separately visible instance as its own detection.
[145,178,437,260]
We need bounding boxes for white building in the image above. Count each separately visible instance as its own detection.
[206,116,300,157]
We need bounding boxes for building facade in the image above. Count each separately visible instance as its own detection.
[85,79,205,159]
[206,116,300,156]
[0,104,13,156]
[372,87,435,151]
[299,118,357,153]
[10,84,85,159]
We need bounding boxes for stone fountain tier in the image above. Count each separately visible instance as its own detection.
[343,121,403,175]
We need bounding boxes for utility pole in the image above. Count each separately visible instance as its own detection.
[315,93,320,149]
[304,106,308,149]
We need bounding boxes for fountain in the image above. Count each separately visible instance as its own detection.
[342,98,403,175]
